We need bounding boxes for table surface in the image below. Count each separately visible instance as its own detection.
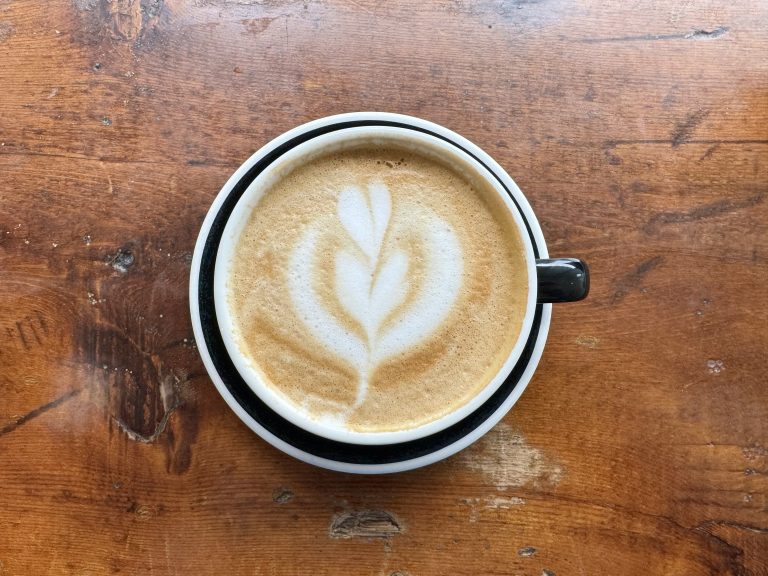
[1,1,766,574]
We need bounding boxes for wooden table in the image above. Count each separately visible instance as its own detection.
[1,1,766,574]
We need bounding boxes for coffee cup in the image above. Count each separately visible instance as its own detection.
[190,112,588,473]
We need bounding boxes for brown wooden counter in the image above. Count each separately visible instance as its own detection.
[1,1,766,574]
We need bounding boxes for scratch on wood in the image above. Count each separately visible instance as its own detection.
[578,26,728,43]
[460,495,525,522]
[579,31,687,43]
[699,143,720,161]
[671,109,710,147]
[518,546,537,557]
[329,511,403,539]
[645,192,765,233]
[486,496,525,508]
[458,423,563,490]
[611,256,664,304]
[0,389,82,437]
[685,26,729,39]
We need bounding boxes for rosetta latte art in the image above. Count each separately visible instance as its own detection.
[288,181,463,413]
[229,146,529,432]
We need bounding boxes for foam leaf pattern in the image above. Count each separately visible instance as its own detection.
[288,227,366,369]
[288,180,462,414]
[335,248,410,341]
[337,183,390,261]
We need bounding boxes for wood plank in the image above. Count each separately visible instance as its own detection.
[0,0,766,574]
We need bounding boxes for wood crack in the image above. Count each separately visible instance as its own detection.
[578,26,729,43]
[0,389,82,438]
[111,374,185,444]
[113,401,179,443]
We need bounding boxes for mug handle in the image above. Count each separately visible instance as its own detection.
[536,258,590,303]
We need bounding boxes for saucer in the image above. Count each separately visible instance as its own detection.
[190,113,552,473]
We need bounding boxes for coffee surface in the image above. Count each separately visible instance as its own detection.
[228,144,529,433]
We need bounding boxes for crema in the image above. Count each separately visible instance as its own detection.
[227,145,529,433]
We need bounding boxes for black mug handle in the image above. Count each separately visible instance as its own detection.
[536,258,590,303]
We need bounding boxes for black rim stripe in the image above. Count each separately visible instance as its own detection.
[198,120,543,465]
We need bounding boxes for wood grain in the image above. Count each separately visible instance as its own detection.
[1,0,766,574]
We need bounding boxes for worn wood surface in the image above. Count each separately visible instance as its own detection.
[1,1,767,574]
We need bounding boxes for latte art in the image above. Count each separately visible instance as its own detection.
[288,181,463,410]
[228,145,529,433]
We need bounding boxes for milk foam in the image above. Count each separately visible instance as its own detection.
[228,145,529,433]
[288,181,462,409]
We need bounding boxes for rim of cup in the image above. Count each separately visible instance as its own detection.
[189,112,552,472]
[212,124,539,445]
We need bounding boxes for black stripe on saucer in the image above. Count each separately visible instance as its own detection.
[197,119,543,465]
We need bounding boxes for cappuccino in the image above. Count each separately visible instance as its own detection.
[227,143,529,433]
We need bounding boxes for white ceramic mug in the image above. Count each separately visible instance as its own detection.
[190,112,588,473]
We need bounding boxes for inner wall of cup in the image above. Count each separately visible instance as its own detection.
[214,127,538,444]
